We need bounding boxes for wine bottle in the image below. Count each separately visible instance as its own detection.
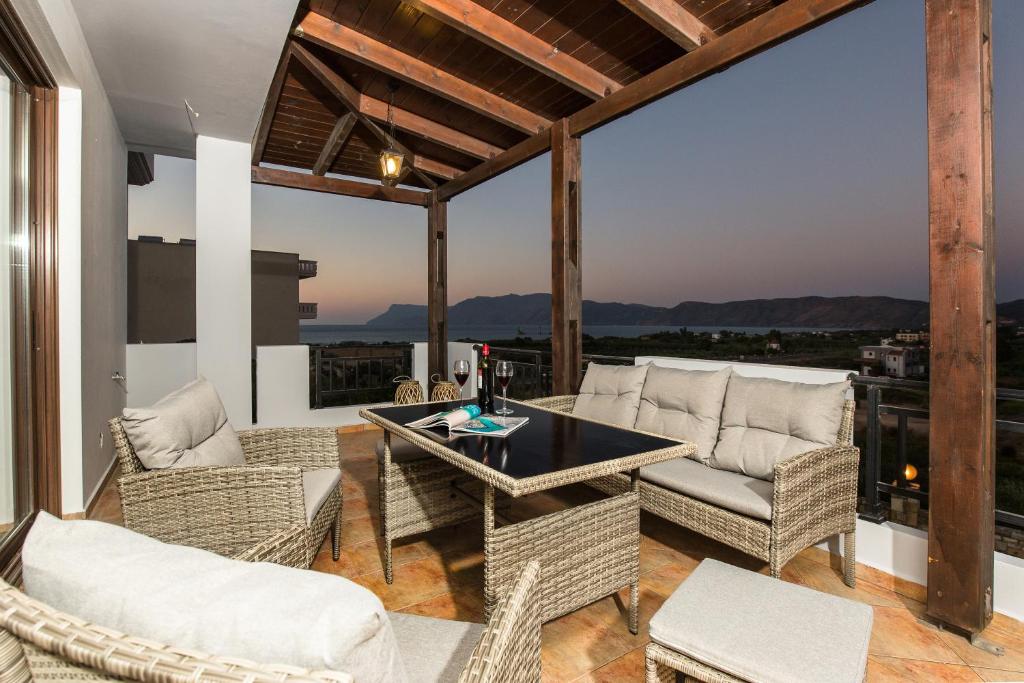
[475,343,493,413]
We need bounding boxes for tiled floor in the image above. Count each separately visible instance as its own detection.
[89,429,1024,682]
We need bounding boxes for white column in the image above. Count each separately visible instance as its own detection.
[195,136,251,425]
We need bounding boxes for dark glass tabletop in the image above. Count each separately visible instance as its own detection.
[366,400,686,482]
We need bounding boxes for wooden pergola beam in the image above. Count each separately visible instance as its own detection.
[434,0,869,200]
[550,119,582,395]
[290,41,443,187]
[617,0,715,50]
[313,113,356,175]
[404,0,620,100]
[252,166,431,206]
[924,0,995,637]
[359,94,503,160]
[295,12,551,134]
[427,196,448,392]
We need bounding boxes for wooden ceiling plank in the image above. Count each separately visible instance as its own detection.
[252,165,431,205]
[616,0,716,50]
[403,0,620,100]
[252,44,294,164]
[313,113,357,175]
[295,11,552,134]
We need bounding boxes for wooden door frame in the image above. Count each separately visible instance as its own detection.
[0,0,61,582]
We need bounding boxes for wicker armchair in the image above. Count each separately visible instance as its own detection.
[528,394,859,586]
[0,559,542,682]
[108,419,342,568]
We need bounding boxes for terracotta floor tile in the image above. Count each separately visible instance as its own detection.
[869,606,964,664]
[312,538,424,578]
[867,655,983,682]
[972,667,1024,681]
[398,587,486,623]
[780,554,914,609]
[350,558,456,611]
[937,625,1024,673]
[573,645,647,682]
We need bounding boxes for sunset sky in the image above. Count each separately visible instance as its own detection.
[128,0,1024,325]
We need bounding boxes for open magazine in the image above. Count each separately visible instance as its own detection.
[405,405,529,438]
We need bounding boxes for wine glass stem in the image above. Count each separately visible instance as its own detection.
[502,388,507,422]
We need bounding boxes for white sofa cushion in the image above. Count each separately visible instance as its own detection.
[634,365,731,463]
[389,612,483,683]
[711,375,848,481]
[22,513,407,683]
[302,468,341,523]
[120,378,245,470]
[641,457,774,521]
[649,559,872,683]
[572,363,649,428]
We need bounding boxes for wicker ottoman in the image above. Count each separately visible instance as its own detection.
[645,559,872,683]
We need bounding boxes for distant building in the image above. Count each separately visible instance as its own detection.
[859,345,927,379]
[128,237,318,347]
[895,330,924,343]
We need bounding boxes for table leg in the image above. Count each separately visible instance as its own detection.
[383,432,393,584]
[630,468,640,635]
[483,483,495,620]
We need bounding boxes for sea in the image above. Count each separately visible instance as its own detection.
[299,323,832,345]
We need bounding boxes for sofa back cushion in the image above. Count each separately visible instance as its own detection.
[634,365,731,463]
[22,513,407,683]
[121,377,245,470]
[572,363,649,428]
[710,374,849,481]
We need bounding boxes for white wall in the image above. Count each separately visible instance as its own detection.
[15,0,128,515]
[195,136,251,426]
[125,344,197,408]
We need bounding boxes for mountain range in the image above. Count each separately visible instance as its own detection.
[366,294,1024,330]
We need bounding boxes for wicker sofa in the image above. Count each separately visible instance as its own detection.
[109,418,342,568]
[1,514,542,683]
[531,358,859,586]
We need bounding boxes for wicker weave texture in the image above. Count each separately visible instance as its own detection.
[645,642,743,683]
[485,490,640,625]
[394,380,424,405]
[430,381,461,402]
[459,561,542,683]
[109,419,343,568]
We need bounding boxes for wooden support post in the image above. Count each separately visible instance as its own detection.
[925,0,995,636]
[427,196,448,395]
[551,119,582,396]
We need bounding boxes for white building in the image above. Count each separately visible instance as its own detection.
[859,345,927,379]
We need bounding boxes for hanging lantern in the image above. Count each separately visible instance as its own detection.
[379,147,404,180]
[379,84,404,182]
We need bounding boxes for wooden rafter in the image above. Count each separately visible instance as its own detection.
[617,0,716,50]
[313,112,356,175]
[295,11,551,134]
[359,94,502,160]
[436,0,869,200]
[404,0,621,100]
[252,166,430,205]
[290,41,459,186]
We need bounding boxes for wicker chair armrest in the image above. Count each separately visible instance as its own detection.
[238,427,341,469]
[523,395,576,414]
[118,466,306,558]
[771,445,860,563]
[231,524,308,567]
[459,560,542,682]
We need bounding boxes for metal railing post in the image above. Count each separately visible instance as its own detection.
[860,384,886,523]
[313,347,323,409]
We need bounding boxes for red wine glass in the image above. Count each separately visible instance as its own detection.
[495,361,514,418]
[454,360,470,406]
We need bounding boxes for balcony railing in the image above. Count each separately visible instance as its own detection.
[488,347,633,399]
[298,302,318,320]
[855,375,1024,539]
[310,344,413,408]
[298,259,318,279]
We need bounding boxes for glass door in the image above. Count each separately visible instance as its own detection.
[0,69,33,543]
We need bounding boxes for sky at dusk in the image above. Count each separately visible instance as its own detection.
[128,0,1024,325]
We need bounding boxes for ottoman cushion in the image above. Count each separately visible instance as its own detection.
[649,559,872,683]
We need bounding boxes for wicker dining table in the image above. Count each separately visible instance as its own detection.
[359,399,695,633]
